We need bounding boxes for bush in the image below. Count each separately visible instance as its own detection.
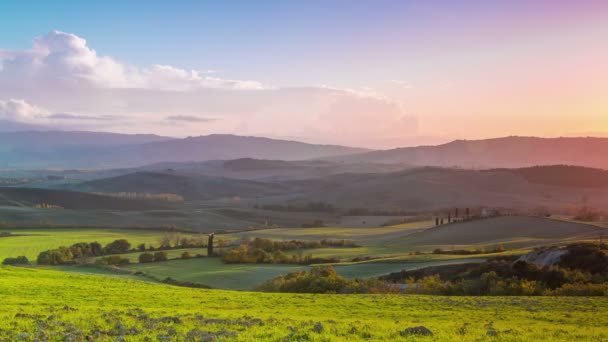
[154,251,168,262]
[2,256,29,265]
[96,256,130,266]
[138,252,155,263]
[181,251,193,259]
[103,239,131,254]
[257,266,396,294]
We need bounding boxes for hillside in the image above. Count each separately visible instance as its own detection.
[74,171,289,201]
[2,267,606,341]
[0,187,169,210]
[69,165,608,211]
[273,165,608,211]
[0,132,366,168]
[139,158,407,181]
[331,137,608,169]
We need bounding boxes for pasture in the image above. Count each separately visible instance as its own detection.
[0,228,199,260]
[1,266,607,341]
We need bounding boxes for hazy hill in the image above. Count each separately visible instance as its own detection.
[70,165,608,212]
[74,171,289,201]
[126,134,368,165]
[139,158,407,181]
[0,187,169,210]
[0,132,366,169]
[272,165,608,211]
[330,137,608,169]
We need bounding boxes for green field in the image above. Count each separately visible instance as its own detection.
[0,228,199,260]
[115,257,486,290]
[2,266,607,341]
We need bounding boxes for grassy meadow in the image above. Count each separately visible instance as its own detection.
[2,266,608,341]
[0,228,200,260]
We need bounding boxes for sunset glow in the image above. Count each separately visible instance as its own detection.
[0,0,607,148]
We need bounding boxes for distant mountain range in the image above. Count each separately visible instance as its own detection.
[329,136,608,169]
[1,131,607,170]
[0,131,367,168]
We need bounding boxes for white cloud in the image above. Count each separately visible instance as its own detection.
[0,99,49,122]
[0,31,265,91]
[0,31,418,148]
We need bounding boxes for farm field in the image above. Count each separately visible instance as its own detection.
[117,257,486,290]
[1,266,608,341]
[0,228,200,260]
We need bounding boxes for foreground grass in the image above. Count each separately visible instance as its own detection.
[1,267,608,341]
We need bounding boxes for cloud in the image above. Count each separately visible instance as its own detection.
[0,31,418,148]
[47,113,117,121]
[0,31,265,91]
[166,115,216,123]
[0,99,49,122]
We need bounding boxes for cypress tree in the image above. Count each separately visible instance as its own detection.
[207,233,215,256]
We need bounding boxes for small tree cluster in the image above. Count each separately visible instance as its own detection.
[2,256,29,265]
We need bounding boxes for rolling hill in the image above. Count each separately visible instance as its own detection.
[0,187,170,210]
[270,165,608,211]
[74,171,289,201]
[69,165,608,212]
[139,158,407,181]
[0,131,367,168]
[331,136,608,169]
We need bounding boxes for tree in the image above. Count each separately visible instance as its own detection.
[137,243,146,251]
[90,242,103,256]
[139,252,155,263]
[153,251,168,262]
[208,233,215,256]
[2,256,29,265]
[103,239,131,254]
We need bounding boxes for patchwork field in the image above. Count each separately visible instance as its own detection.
[0,228,199,260]
[1,267,607,341]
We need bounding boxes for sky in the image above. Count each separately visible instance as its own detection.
[0,0,607,148]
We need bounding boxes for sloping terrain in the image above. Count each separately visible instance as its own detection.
[3,267,607,341]
[331,137,608,169]
[140,158,408,180]
[398,216,603,248]
[274,166,608,210]
[74,171,289,201]
[0,187,169,210]
[0,131,367,168]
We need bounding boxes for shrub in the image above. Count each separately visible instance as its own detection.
[181,251,193,259]
[138,252,155,263]
[2,256,29,265]
[103,239,131,254]
[154,251,168,262]
[96,256,130,266]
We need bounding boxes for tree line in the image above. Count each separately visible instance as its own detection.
[221,237,356,264]
[36,239,132,265]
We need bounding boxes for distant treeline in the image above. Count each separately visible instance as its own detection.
[254,202,335,213]
[93,192,184,203]
[432,245,505,255]
[222,237,357,265]
[253,202,418,216]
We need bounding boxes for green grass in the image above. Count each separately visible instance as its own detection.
[2,266,608,341]
[0,228,198,260]
[125,258,306,290]
[116,256,486,290]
